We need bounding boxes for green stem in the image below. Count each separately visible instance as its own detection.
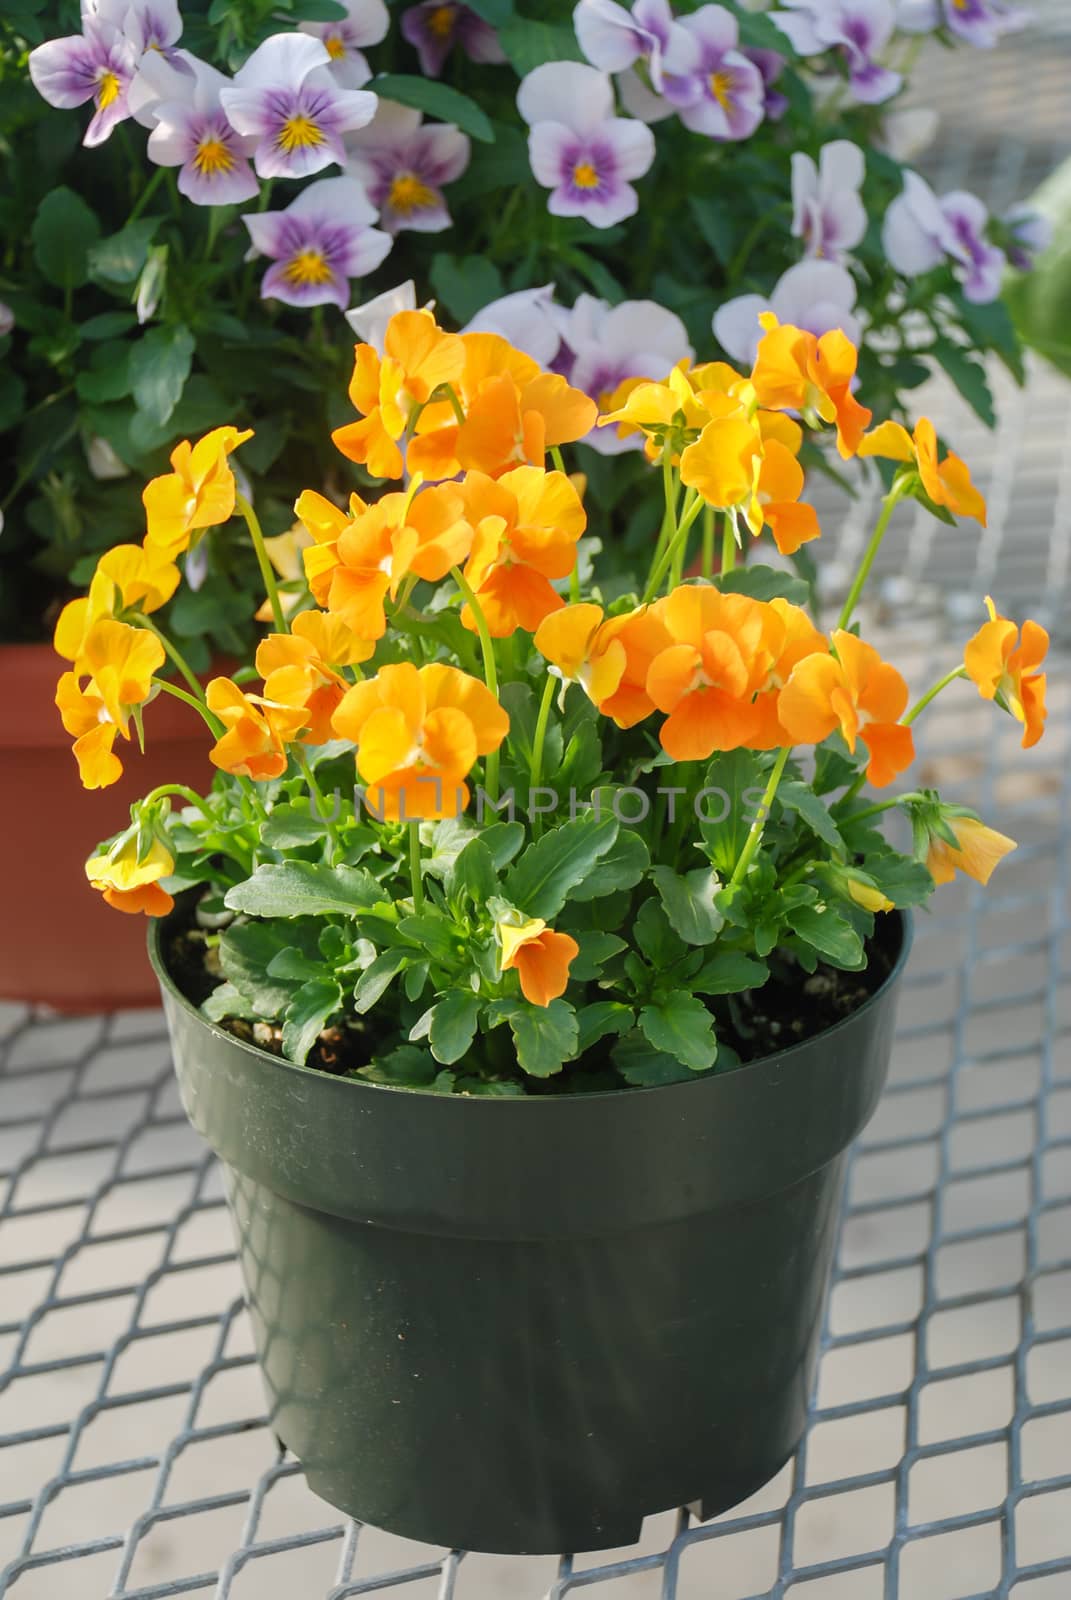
[128,164,166,222]
[720,514,738,578]
[670,489,699,588]
[137,616,204,700]
[529,674,558,840]
[701,506,715,581]
[550,445,567,474]
[643,493,706,604]
[154,678,225,738]
[904,666,968,725]
[142,783,211,812]
[294,748,341,855]
[837,481,910,631]
[409,822,425,915]
[847,792,928,827]
[451,565,500,802]
[237,493,286,634]
[728,746,792,890]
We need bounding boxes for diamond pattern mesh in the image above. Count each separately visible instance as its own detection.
[3,8,1071,1594]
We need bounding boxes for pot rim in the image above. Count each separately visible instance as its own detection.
[150,907,913,1106]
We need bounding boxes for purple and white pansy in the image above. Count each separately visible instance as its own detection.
[219,33,377,181]
[465,285,563,367]
[243,175,393,310]
[1003,205,1052,273]
[554,294,695,454]
[883,170,1006,304]
[896,0,1030,48]
[346,281,424,352]
[135,51,259,205]
[345,101,470,234]
[791,140,867,263]
[299,0,390,90]
[772,0,902,105]
[573,0,697,92]
[83,0,184,57]
[29,16,139,147]
[661,5,767,141]
[715,259,863,365]
[518,61,656,229]
[400,2,506,79]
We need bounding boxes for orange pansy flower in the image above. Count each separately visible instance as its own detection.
[858,417,987,524]
[498,916,580,1008]
[750,316,871,460]
[459,466,586,638]
[644,587,790,761]
[332,310,466,481]
[206,678,310,780]
[86,834,175,918]
[54,543,181,665]
[143,426,253,556]
[299,483,473,640]
[534,603,627,709]
[256,610,375,745]
[778,629,915,786]
[963,597,1048,747]
[925,815,1017,888]
[55,620,165,789]
[332,661,509,822]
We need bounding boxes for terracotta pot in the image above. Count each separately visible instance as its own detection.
[0,642,214,1012]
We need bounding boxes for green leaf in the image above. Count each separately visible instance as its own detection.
[88,218,160,285]
[429,990,483,1065]
[482,822,526,869]
[0,369,26,432]
[650,866,724,945]
[202,981,260,1024]
[576,1001,634,1055]
[778,781,844,850]
[504,816,619,920]
[693,951,769,996]
[786,904,865,969]
[497,17,585,73]
[81,311,137,340]
[862,853,935,908]
[689,195,739,271]
[613,1032,695,1088]
[225,862,382,919]
[262,804,332,849]
[931,336,996,429]
[353,948,408,1014]
[74,343,132,404]
[396,915,460,964]
[286,0,348,17]
[634,898,687,968]
[282,978,343,1064]
[358,1045,438,1088]
[955,294,1025,385]
[505,999,578,1078]
[463,0,513,22]
[717,564,811,606]
[219,922,299,1019]
[371,74,494,142]
[698,750,767,877]
[570,931,627,980]
[32,187,101,290]
[447,837,498,906]
[640,994,718,1073]
[569,828,649,900]
[129,323,195,427]
[430,253,505,324]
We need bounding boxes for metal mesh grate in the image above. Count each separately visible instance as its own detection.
[3,10,1071,1595]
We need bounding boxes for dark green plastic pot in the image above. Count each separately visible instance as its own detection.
[151,911,910,1556]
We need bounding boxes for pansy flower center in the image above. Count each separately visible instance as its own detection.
[285,248,333,287]
[96,69,121,108]
[572,160,601,190]
[389,172,437,214]
[428,5,457,36]
[279,113,325,152]
[709,69,734,109]
[193,137,234,177]
[325,32,347,58]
